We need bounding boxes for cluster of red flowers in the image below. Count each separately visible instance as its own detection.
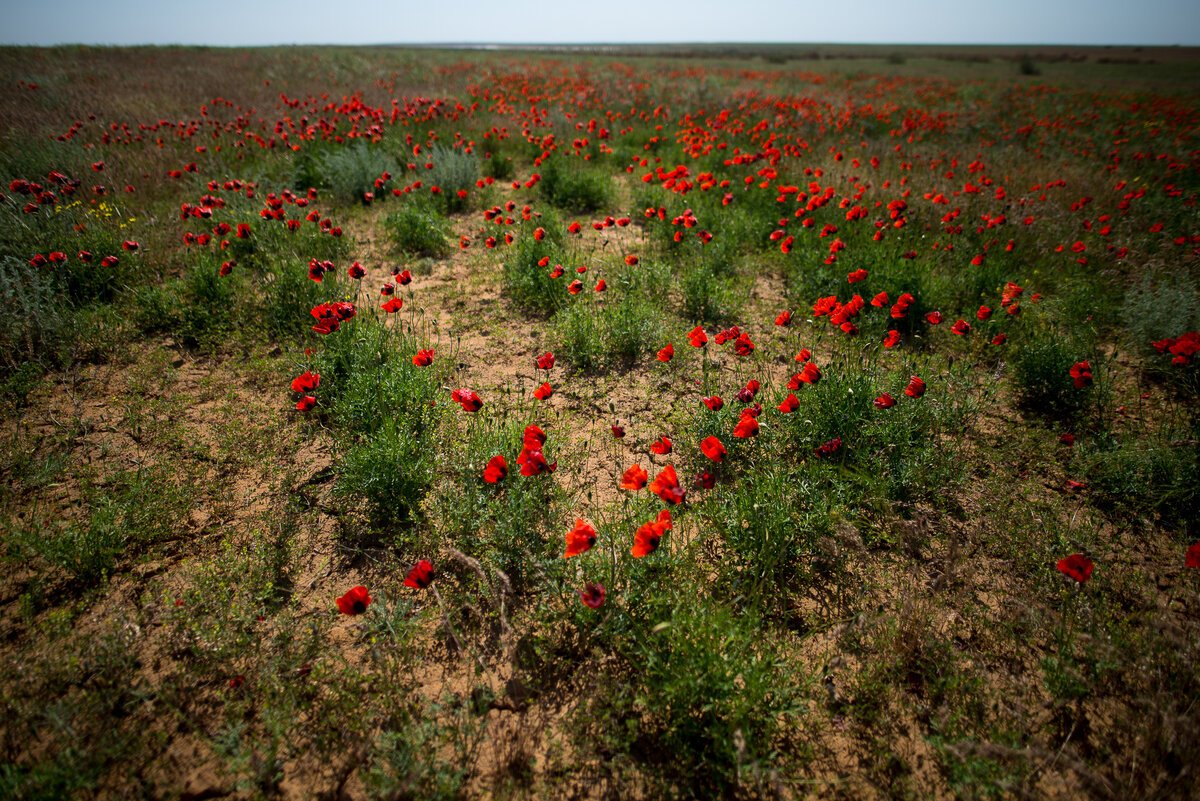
[1151,332,1199,366]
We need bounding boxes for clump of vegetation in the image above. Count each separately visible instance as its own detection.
[538,157,611,213]
[311,141,396,203]
[386,200,452,258]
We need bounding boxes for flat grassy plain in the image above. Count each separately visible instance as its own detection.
[1,44,1198,800]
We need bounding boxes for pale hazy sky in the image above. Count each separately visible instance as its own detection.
[4,0,1198,46]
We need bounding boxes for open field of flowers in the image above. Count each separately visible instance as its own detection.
[1,44,1198,799]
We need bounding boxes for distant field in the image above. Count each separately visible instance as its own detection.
[1,44,1197,800]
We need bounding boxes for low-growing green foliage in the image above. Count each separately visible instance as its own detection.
[577,589,806,796]
[539,157,611,213]
[310,141,397,204]
[554,292,666,372]
[1009,324,1098,422]
[426,143,480,214]
[502,213,568,314]
[4,467,190,587]
[385,199,452,258]
[0,257,67,373]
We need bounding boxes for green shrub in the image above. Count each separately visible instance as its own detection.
[1121,274,1200,353]
[580,594,805,796]
[426,143,479,214]
[699,466,836,617]
[314,141,396,204]
[1076,434,1199,525]
[174,256,238,349]
[312,318,445,536]
[261,257,332,340]
[539,157,611,213]
[1010,328,1095,421]
[335,421,434,532]
[502,216,568,315]
[483,146,514,181]
[386,201,452,259]
[554,293,665,372]
[680,262,738,324]
[0,257,67,373]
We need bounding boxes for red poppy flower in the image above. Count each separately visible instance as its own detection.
[396,269,412,285]
[518,447,556,477]
[291,371,320,393]
[788,362,821,390]
[870,292,889,307]
[775,310,793,327]
[567,279,583,294]
[565,519,598,558]
[874,393,896,409]
[1059,433,1076,446]
[738,379,761,402]
[687,326,708,348]
[404,559,435,589]
[568,221,582,234]
[700,436,726,462]
[413,349,435,367]
[925,311,943,325]
[1056,554,1093,584]
[657,343,674,362]
[611,424,626,438]
[451,388,483,412]
[847,268,868,283]
[484,455,508,483]
[795,348,812,362]
[536,352,555,370]
[702,395,724,411]
[122,240,139,252]
[977,305,993,321]
[632,509,672,558]
[649,436,673,455]
[1069,361,1093,389]
[991,333,1007,346]
[778,393,800,413]
[734,332,756,356]
[625,254,639,266]
[534,382,554,400]
[336,585,372,614]
[347,261,366,279]
[382,297,404,313]
[621,464,648,491]
[296,395,317,412]
[814,437,842,458]
[594,279,607,292]
[579,581,606,608]
[905,376,926,398]
[950,319,971,336]
[649,465,685,505]
[1186,542,1200,569]
[522,425,547,449]
[733,414,759,439]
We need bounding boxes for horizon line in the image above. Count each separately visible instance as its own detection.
[2,41,1197,49]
